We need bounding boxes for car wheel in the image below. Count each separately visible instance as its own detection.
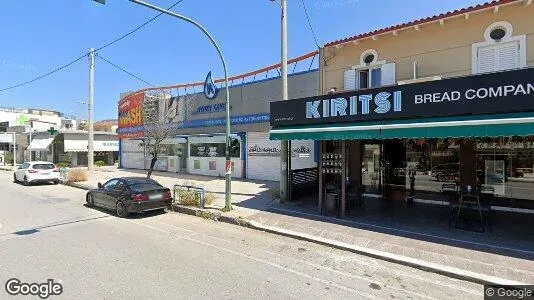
[23,176,29,186]
[13,174,18,183]
[53,180,59,185]
[86,194,94,207]
[116,201,129,218]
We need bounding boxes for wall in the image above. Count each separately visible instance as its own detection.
[0,110,62,131]
[246,132,317,181]
[118,70,319,138]
[321,3,534,94]
[121,139,145,169]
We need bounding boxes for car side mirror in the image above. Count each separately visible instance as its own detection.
[98,182,103,189]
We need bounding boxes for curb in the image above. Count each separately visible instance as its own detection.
[62,182,92,190]
[169,204,526,286]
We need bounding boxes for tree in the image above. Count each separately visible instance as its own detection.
[142,91,179,178]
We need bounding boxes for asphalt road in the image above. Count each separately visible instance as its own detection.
[0,171,483,299]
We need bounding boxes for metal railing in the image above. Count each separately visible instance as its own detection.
[173,184,206,208]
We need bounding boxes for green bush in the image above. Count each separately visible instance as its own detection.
[4,153,14,165]
[95,160,106,167]
[57,161,71,168]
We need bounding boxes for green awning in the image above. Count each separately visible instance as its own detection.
[270,112,534,140]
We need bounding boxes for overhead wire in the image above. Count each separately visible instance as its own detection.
[0,0,185,93]
[96,54,155,87]
[300,0,321,49]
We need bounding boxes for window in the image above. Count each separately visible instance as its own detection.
[472,21,526,74]
[32,163,55,170]
[103,179,120,190]
[190,139,240,158]
[343,49,396,91]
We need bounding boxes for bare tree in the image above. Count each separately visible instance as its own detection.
[142,90,180,178]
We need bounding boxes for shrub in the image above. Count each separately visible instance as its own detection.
[177,189,203,207]
[95,160,106,167]
[57,161,71,168]
[66,168,88,183]
[205,193,216,206]
[4,153,13,165]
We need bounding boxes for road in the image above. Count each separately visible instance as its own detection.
[0,171,483,299]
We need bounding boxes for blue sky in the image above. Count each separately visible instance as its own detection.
[0,0,481,120]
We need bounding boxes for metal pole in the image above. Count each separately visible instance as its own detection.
[12,132,16,168]
[88,48,95,171]
[280,0,289,202]
[129,0,232,210]
[28,124,32,162]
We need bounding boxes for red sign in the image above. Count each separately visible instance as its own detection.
[118,92,144,128]
[225,160,234,173]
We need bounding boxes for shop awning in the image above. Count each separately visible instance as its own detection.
[28,137,54,151]
[270,113,534,140]
[64,139,119,152]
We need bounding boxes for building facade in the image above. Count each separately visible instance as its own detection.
[0,107,76,165]
[119,53,319,181]
[29,130,119,167]
[269,0,534,215]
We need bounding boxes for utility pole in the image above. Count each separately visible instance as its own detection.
[279,0,289,203]
[12,132,16,168]
[88,48,95,171]
[28,122,32,162]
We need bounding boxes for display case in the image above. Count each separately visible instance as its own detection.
[321,152,343,174]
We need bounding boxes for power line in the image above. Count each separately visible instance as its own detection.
[300,0,320,49]
[0,0,184,93]
[95,0,184,52]
[0,54,87,92]
[96,54,155,87]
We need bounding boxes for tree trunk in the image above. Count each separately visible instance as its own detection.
[147,154,157,178]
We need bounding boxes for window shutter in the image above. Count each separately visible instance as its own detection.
[380,62,396,86]
[496,41,519,71]
[343,69,356,91]
[477,45,497,74]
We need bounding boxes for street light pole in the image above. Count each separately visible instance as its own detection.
[128,0,232,210]
[88,48,95,171]
[271,0,289,202]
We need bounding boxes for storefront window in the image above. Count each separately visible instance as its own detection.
[362,143,381,194]
[476,137,534,205]
[190,139,240,158]
[405,139,460,200]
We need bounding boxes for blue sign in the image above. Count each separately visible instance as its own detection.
[203,71,218,100]
[194,102,226,115]
[117,113,271,135]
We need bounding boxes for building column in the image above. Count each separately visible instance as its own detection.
[318,141,323,214]
[70,152,77,167]
[107,152,114,165]
[460,139,477,191]
[341,140,346,218]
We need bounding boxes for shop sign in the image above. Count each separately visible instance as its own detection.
[118,93,144,128]
[193,102,226,115]
[203,71,219,100]
[247,144,311,157]
[270,68,534,127]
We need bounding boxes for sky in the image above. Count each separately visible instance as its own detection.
[0,0,482,121]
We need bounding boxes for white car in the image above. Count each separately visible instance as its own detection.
[13,161,61,186]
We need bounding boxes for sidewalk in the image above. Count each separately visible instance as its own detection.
[63,167,533,285]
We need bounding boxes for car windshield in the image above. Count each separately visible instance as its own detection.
[32,164,55,170]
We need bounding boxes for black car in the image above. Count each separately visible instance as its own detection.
[86,177,172,217]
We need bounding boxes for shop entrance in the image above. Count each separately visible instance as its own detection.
[383,140,407,201]
[362,140,407,202]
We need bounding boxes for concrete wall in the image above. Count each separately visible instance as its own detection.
[321,2,534,93]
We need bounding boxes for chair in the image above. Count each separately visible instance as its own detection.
[441,183,459,227]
